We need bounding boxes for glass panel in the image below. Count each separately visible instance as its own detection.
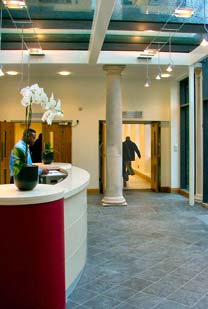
[112,0,206,24]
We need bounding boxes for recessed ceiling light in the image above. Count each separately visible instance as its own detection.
[3,0,26,9]
[161,73,171,78]
[6,71,19,75]
[173,7,194,18]
[58,71,71,76]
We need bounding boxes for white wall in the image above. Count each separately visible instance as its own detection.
[0,73,175,189]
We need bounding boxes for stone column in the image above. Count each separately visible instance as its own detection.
[195,66,203,202]
[102,65,127,206]
[189,65,195,206]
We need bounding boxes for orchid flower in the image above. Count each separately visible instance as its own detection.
[20,83,64,125]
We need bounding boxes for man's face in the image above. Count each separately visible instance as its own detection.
[27,132,36,146]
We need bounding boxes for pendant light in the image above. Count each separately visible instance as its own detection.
[200,0,208,47]
[166,35,174,73]
[0,7,4,77]
[144,58,151,88]
[155,48,162,80]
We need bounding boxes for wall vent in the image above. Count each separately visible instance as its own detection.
[122,111,143,119]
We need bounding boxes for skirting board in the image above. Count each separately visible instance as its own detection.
[87,188,99,194]
[160,187,180,193]
[179,189,189,198]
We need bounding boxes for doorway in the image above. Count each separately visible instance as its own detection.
[99,121,161,192]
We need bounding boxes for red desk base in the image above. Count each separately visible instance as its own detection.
[0,199,65,309]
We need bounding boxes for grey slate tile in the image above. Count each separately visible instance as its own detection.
[71,192,208,307]
[82,294,122,308]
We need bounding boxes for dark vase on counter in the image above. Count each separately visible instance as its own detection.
[14,165,39,191]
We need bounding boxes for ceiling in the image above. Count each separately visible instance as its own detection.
[0,0,208,80]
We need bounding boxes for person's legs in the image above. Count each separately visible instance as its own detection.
[127,161,135,175]
[123,161,129,182]
[126,161,131,175]
[130,161,135,175]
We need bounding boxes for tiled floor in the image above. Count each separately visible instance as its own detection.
[67,191,208,308]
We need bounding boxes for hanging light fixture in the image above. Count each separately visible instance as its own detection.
[173,7,194,18]
[155,48,162,80]
[0,7,4,77]
[166,35,174,73]
[2,1,26,9]
[144,58,151,88]
[200,0,208,47]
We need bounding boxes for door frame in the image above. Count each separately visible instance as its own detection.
[99,120,161,193]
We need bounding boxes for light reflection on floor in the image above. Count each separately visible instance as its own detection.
[124,174,151,190]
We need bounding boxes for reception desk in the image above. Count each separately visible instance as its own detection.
[0,163,89,309]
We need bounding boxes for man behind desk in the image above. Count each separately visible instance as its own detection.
[9,128,49,183]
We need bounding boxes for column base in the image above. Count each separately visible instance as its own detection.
[195,193,202,203]
[101,196,127,206]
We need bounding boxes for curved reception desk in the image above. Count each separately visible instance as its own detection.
[0,163,89,309]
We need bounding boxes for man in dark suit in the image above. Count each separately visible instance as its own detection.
[123,136,141,176]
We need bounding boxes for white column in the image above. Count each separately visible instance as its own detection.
[189,65,195,206]
[195,66,203,202]
[170,81,180,191]
[102,65,127,206]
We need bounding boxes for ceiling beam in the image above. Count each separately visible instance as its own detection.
[88,0,116,64]
[2,42,90,50]
[3,18,92,30]
[188,45,208,65]
[109,21,205,34]
[1,41,197,53]
[3,18,204,35]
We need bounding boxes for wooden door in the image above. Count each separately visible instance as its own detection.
[0,121,15,184]
[151,122,160,192]
[42,122,72,163]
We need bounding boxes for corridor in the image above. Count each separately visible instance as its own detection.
[124,174,151,190]
[67,192,208,308]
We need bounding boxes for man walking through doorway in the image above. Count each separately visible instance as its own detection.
[123,136,141,176]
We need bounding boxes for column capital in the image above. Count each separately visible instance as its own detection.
[195,67,202,76]
[103,65,126,75]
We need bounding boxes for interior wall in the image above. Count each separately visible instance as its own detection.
[0,73,174,189]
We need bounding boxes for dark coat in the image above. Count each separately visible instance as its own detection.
[29,133,42,163]
[122,141,131,161]
[123,140,141,161]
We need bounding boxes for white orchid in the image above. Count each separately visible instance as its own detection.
[20,83,63,125]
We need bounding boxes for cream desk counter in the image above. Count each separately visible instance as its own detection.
[0,163,90,309]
